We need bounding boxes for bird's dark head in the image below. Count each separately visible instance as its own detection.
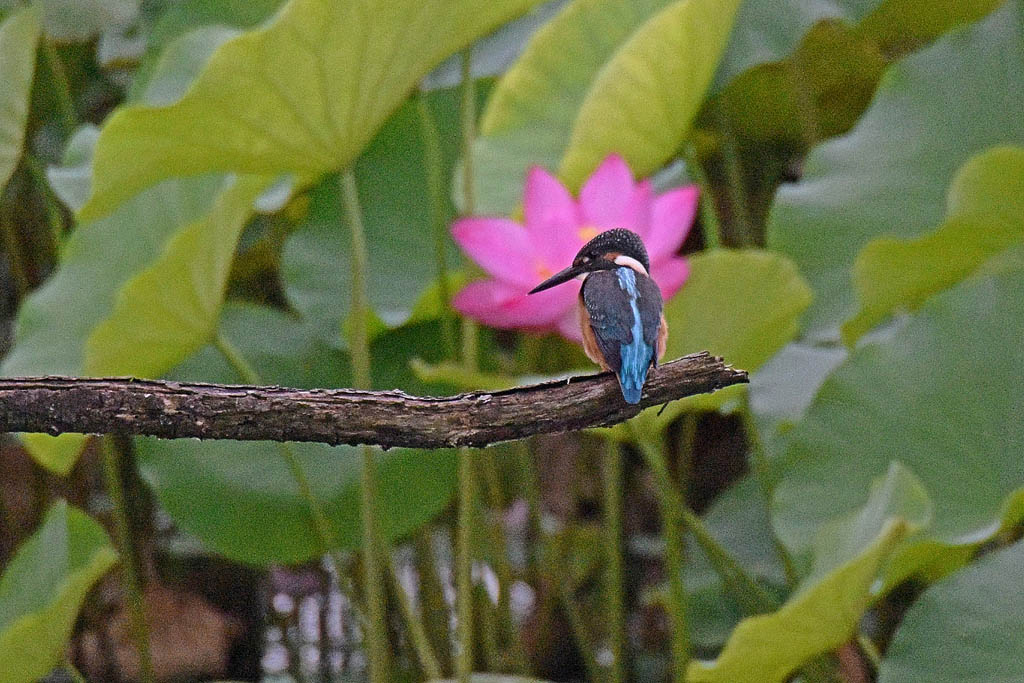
[529,228,650,294]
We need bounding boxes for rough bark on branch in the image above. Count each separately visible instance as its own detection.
[0,352,746,449]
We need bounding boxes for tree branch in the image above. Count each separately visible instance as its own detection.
[0,352,746,449]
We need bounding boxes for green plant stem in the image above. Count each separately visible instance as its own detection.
[858,634,882,670]
[738,402,799,588]
[559,580,603,683]
[604,441,627,683]
[340,168,390,682]
[460,50,476,216]
[102,438,154,683]
[479,586,502,670]
[382,546,443,680]
[714,112,756,247]
[212,333,259,384]
[681,498,777,614]
[515,441,543,572]
[456,47,479,683]
[637,433,777,615]
[213,333,350,577]
[480,453,530,674]
[417,93,457,359]
[414,529,453,673]
[635,435,690,680]
[455,461,476,680]
[683,145,722,250]
[40,40,76,137]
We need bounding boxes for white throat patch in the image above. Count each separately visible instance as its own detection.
[613,254,648,276]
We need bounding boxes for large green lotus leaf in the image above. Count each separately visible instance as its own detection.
[129,0,283,99]
[705,0,1002,142]
[78,0,542,220]
[8,112,267,472]
[710,0,876,91]
[878,540,1024,683]
[747,341,847,460]
[843,146,1024,343]
[171,302,351,389]
[772,268,1024,559]
[0,7,39,193]
[469,0,675,214]
[281,84,472,344]
[138,439,457,565]
[767,2,1024,339]
[854,0,1005,52]
[687,518,909,683]
[138,26,242,107]
[0,501,117,683]
[1,172,232,473]
[804,461,931,587]
[681,475,787,648]
[83,174,269,377]
[664,250,812,371]
[701,19,887,146]
[557,0,742,191]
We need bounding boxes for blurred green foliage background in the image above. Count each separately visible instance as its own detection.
[0,0,1021,681]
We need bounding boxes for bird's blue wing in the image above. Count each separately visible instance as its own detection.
[582,268,662,404]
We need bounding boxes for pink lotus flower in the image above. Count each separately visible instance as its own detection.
[452,155,698,342]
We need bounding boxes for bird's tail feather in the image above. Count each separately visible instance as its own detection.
[617,358,649,405]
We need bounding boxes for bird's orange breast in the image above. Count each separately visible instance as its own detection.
[577,297,612,372]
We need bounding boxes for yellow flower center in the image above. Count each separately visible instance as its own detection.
[578,226,600,241]
[536,264,553,279]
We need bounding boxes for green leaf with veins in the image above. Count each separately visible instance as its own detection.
[557,0,742,192]
[767,3,1024,338]
[79,0,543,220]
[468,0,675,214]
[5,120,267,471]
[138,437,456,565]
[687,518,909,683]
[83,174,270,377]
[657,249,811,418]
[129,0,283,99]
[843,145,1024,343]
[281,84,477,344]
[773,267,1024,559]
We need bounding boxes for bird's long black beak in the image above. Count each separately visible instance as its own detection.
[528,264,587,294]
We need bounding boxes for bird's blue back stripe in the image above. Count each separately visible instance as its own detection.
[615,267,651,404]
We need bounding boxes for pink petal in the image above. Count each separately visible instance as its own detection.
[452,217,537,288]
[522,166,583,269]
[453,279,578,329]
[646,186,699,258]
[579,155,637,228]
[556,308,584,343]
[651,256,691,301]
[622,179,653,237]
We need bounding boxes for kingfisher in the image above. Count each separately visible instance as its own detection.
[529,228,666,404]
